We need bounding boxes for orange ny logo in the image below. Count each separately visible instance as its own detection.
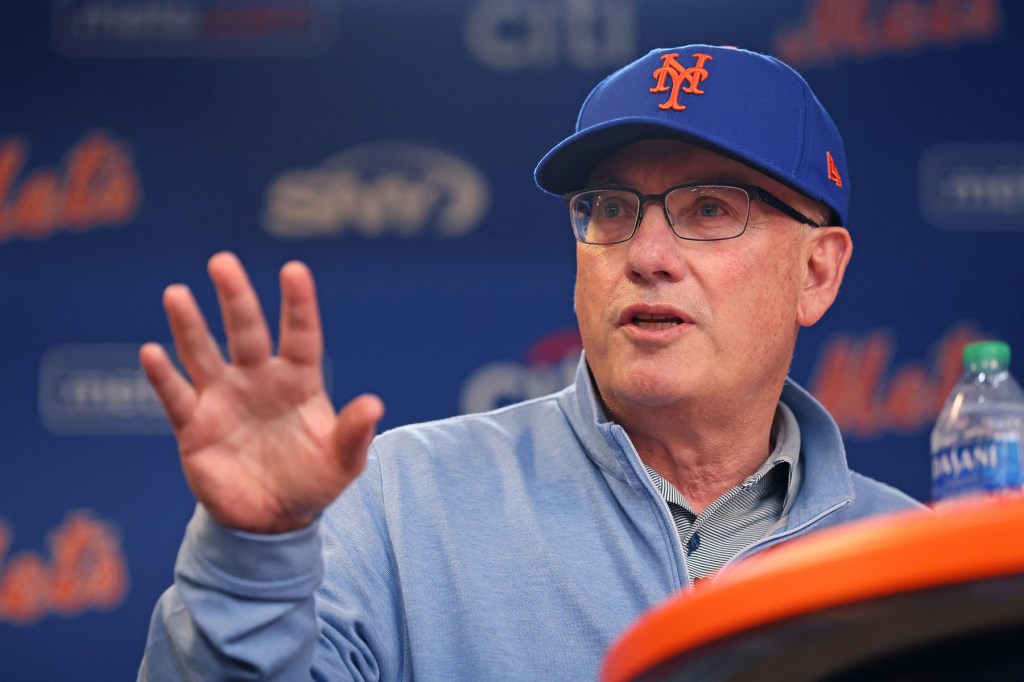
[650,52,714,111]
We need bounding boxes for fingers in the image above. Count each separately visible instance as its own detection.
[139,342,198,430]
[208,252,273,367]
[278,260,323,366]
[333,394,385,479]
[163,283,227,389]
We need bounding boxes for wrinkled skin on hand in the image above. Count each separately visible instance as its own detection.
[139,252,384,533]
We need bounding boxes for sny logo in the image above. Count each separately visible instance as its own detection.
[649,52,714,111]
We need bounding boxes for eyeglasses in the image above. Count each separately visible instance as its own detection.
[565,183,821,245]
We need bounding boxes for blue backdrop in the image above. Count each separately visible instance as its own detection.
[2,1,1022,679]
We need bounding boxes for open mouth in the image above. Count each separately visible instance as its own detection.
[631,312,684,330]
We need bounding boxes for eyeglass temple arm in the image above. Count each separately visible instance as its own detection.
[749,187,822,228]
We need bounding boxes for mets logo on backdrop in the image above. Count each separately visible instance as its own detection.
[649,52,714,111]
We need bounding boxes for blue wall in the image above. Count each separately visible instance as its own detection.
[1,1,1021,678]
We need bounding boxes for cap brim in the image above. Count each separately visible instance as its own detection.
[535,119,685,196]
[535,117,820,210]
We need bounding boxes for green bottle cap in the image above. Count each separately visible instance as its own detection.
[962,340,1011,371]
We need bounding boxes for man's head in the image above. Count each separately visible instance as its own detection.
[536,45,849,225]
[535,45,853,421]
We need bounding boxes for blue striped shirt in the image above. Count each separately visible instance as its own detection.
[643,402,803,584]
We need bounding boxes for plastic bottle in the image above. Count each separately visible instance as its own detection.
[930,340,1024,502]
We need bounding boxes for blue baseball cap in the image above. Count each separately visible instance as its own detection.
[535,45,850,226]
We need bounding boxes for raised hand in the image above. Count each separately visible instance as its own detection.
[139,252,384,533]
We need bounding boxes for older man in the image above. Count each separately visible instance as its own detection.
[139,45,921,681]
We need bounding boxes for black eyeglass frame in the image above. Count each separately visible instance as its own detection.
[564,183,823,244]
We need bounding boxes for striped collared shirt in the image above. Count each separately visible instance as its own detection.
[643,402,803,585]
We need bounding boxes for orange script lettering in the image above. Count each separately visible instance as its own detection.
[773,0,1002,68]
[0,511,129,624]
[808,322,981,439]
[0,132,141,243]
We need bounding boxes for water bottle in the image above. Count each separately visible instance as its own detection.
[930,340,1024,502]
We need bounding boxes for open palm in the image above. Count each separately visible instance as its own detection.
[139,252,383,533]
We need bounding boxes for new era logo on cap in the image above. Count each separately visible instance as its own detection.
[827,151,843,187]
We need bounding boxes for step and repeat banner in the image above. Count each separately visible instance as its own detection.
[1,0,1021,678]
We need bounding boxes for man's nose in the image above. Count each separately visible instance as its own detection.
[625,202,686,283]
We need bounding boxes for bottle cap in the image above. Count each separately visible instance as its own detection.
[962,340,1011,372]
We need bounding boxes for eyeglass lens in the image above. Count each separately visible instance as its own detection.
[571,186,751,243]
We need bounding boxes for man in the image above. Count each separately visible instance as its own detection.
[138,45,922,680]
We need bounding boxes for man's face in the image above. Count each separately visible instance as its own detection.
[575,139,824,418]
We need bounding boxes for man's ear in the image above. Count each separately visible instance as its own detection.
[797,227,852,328]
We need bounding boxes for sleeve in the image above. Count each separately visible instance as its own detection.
[137,448,407,682]
[137,504,326,681]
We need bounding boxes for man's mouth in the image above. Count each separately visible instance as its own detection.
[631,312,684,330]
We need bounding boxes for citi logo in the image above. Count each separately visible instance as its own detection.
[465,0,636,71]
[460,329,582,414]
[262,141,490,239]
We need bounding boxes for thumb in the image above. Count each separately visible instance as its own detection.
[333,393,385,480]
